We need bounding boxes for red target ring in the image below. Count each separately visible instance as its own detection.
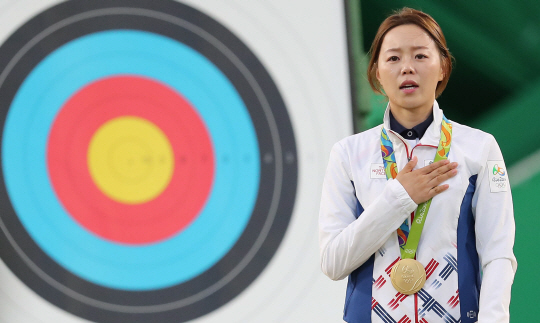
[47,76,214,244]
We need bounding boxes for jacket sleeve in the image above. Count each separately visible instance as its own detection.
[319,141,417,281]
[473,135,517,323]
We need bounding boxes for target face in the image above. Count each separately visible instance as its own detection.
[0,0,297,322]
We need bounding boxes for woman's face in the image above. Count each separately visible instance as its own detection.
[376,24,443,114]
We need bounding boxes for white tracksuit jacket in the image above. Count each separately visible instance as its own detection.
[319,101,517,323]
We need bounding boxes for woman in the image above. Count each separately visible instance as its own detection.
[319,8,516,323]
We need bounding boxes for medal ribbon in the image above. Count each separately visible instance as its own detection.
[380,115,452,259]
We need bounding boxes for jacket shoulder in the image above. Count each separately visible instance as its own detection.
[450,121,491,138]
[450,120,497,146]
[449,121,500,174]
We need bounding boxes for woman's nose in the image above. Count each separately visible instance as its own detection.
[401,61,415,74]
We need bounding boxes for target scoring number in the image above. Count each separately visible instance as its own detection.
[0,1,297,322]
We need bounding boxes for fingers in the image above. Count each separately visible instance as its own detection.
[428,162,458,186]
[400,158,458,204]
[428,161,458,179]
[426,162,457,199]
[402,156,418,173]
[428,184,450,199]
[419,159,449,174]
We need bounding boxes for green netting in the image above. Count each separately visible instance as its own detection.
[510,172,540,321]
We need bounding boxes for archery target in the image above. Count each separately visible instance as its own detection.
[0,0,298,322]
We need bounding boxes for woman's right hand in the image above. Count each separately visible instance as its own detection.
[395,156,458,204]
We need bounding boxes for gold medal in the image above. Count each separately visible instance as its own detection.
[390,259,426,295]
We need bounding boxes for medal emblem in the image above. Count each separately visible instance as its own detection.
[390,259,426,295]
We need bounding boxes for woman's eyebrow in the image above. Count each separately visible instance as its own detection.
[384,45,430,53]
[384,47,401,53]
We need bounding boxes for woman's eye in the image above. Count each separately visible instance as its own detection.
[416,54,427,59]
[387,56,399,62]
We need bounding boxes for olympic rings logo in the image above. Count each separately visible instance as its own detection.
[492,164,506,176]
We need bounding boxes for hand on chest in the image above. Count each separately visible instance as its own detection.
[361,141,465,216]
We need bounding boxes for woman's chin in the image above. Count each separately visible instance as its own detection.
[390,99,433,112]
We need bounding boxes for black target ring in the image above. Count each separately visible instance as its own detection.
[0,0,297,322]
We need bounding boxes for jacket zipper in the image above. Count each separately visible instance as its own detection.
[387,130,437,161]
[410,143,437,160]
[388,130,411,160]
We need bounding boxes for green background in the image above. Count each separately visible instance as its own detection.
[346,1,540,320]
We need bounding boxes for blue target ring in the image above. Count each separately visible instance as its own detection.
[3,30,260,290]
[0,1,297,322]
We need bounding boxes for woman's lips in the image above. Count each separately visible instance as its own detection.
[399,81,419,94]
[400,86,418,94]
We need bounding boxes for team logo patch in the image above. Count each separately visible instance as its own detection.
[487,160,508,192]
[371,163,386,179]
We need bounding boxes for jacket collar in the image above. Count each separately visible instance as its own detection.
[389,110,433,139]
[382,100,444,147]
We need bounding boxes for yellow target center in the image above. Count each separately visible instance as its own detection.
[88,116,174,204]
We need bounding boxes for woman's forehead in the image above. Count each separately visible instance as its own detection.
[381,24,435,52]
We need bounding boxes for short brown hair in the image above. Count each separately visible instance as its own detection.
[367,7,453,98]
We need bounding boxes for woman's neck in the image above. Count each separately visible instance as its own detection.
[390,105,433,129]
